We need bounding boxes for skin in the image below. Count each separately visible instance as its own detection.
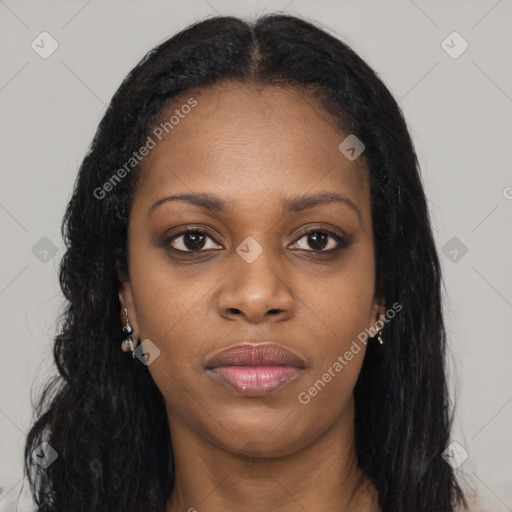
[118,81,386,512]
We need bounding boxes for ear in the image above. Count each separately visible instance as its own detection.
[118,280,140,340]
[369,294,386,331]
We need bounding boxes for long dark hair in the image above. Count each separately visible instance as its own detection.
[24,12,468,512]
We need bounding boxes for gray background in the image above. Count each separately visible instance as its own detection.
[1,1,511,510]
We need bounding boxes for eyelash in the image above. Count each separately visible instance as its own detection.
[163,226,350,255]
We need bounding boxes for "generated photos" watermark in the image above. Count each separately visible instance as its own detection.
[298,302,402,404]
[93,97,197,200]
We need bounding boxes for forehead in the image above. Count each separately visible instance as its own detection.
[135,82,370,219]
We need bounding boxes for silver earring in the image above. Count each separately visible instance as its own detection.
[121,307,135,358]
[377,329,384,345]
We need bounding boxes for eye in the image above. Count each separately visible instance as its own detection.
[163,226,350,255]
[165,228,222,252]
[289,228,349,253]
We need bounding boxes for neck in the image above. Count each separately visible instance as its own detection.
[166,397,379,512]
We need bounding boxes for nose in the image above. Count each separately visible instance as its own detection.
[217,254,295,324]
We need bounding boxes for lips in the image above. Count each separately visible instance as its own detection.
[206,343,306,368]
[205,342,305,396]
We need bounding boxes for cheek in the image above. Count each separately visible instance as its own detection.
[127,242,238,404]
[297,248,375,395]
[306,247,376,343]
[128,217,206,318]
[128,260,210,406]
[294,281,372,421]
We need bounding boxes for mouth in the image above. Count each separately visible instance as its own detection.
[205,342,305,396]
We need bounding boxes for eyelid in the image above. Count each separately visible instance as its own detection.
[164,226,223,252]
[163,225,350,253]
[290,225,349,252]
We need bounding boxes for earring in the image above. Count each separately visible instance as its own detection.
[121,307,135,358]
[377,329,384,345]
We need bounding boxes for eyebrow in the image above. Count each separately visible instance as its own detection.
[148,191,362,222]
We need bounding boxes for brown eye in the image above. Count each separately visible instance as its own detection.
[290,229,349,252]
[163,226,349,255]
[166,229,222,252]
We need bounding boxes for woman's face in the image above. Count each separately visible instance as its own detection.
[119,82,385,457]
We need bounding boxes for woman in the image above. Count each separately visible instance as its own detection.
[25,12,471,512]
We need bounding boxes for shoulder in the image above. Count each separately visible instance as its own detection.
[455,500,491,512]
[35,509,162,512]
